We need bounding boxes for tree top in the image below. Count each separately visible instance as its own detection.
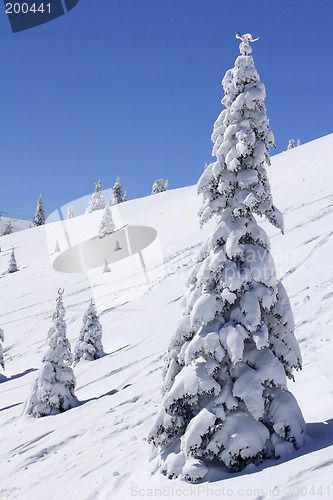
[236,32,259,55]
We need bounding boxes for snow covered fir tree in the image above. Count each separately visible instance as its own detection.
[73,300,105,365]
[152,179,169,195]
[33,194,45,226]
[103,258,111,273]
[148,33,305,482]
[2,220,13,235]
[99,204,115,238]
[67,205,76,219]
[54,240,60,253]
[25,289,77,417]
[86,180,106,213]
[288,139,295,150]
[8,246,18,273]
[110,175,125,205]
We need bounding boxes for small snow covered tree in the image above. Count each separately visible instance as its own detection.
[297,138,301,147]
[99,204,115,238]
[73,300,104,365]
[33,194,45,226]
[8,246,18,273]
[25,289,77,417]
[103,258,111,273]
[114,239,121,251]
[86,180,106,213]
[123,190,128,202]
[54,240,60,253]
[152,179,168,195]
[0,328,4,373]
[148,33,305,482]
[67,205,76,219]
[3,220,13,235]
[287,139,295,150]
[110,176,124,205]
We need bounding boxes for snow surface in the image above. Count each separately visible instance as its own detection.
[0,216,32,237]
[0,134,333,498]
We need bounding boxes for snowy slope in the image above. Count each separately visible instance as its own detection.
[0,134,333,500]
[0,216,32,237]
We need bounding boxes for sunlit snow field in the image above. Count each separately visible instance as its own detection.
[0,135,332,499]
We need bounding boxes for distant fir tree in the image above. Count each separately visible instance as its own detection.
[123,190,128,202]
[103,258,111,273]
[54,240,61,253]
[99,204,115,238]
[0,328,4,373]
[67,205,76,219]
[8,246,18,273]
[33,194,45,226]
[297,139,301,147]
[288,139,295,150]
[148,33,305,482]
[2,220,13,235]
[25,289,77,417]
[110,176,124,205]
[86,180,106,213]
[114,239,121,251]
[73,300,105,365]
[151,179,168,195]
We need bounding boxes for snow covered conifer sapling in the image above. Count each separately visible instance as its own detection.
[151,179,168,195]
[99,204,115,238]
[33,194,45,226]
[25,288,78,417]
[73,300,105,365]
[110,176,124,205]
[3,220,13,235]
[103,258,111,273]
[288,139,295,150]
[114,239,121,251]
[67,205,76,219]
[148,33,305,482]
[8,246,18,273]
[54,240,60,253]
[86,180,106,213]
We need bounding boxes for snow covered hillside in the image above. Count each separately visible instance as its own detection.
[0,216,32,237]
[0,134,332,499]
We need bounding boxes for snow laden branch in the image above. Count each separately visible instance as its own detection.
[148,33,305,483]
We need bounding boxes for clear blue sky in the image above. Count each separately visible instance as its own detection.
[1,0,332,219]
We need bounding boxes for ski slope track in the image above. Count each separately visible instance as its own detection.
[0,134,332,499]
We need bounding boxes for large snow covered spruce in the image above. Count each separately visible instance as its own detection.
[25,289,78,417]
[148,33,305,482]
